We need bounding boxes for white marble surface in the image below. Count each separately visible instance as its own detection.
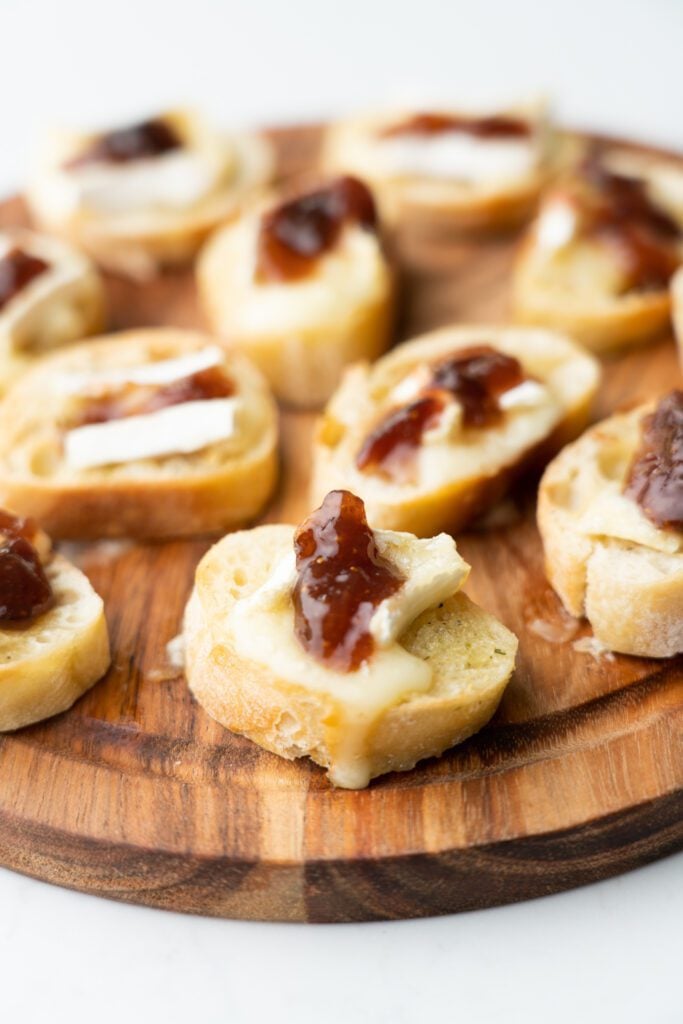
[1,1,682,1020]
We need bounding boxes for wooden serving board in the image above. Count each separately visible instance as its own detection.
[0,127,681,923]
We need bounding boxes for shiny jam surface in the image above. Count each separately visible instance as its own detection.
[255,176,377,283]
[624,390,683,530]
[580,156,681,291]
[66,117,182,169]
[292,490,404,672]
[76,365,235,426]
[0,510,53,624]
[356,346,525,480]
[380,112,531,139]
[0,248,50,312]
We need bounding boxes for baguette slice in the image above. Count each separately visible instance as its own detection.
[0,328,278,540]
[323,102,551,233]
[26,109,273,279]
[312,324,600,537]
[185,523,517,788]
[0,230,105,395]
[672,265,683,368]
[197,180,394,409]
[0,552,110,731]
[513,154,683,352]
[538,403,683,658]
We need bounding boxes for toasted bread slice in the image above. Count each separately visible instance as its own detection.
[312,325,600,536]
[513,156,682,352]
[197,182,394,409]
[0,328,278,539]
[184,523,517,788]
[322,102,551,233]
[26,109,273,279]
[0,552,110,731]
[0,229,105,395]
[537,403,683,657]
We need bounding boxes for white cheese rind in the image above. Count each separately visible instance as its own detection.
[64,397,239,470]
[376,134,537,183]
[56,346,225,394]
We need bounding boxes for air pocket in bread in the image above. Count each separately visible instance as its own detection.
[184,489,517,788]
[312,324,600,536]
[537,391,683,657]
[0,507,110,730]
[198,175,394,408]
[0,328,279,539]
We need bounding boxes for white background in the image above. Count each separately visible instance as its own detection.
[1,1,682,1021]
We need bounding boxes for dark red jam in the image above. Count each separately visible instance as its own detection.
[380,112,531,140]
[578,155,681,292]
[65,117,182,169]
[356,346,525,481]
[292,490,404,672]
[624,390,683,530]
[0,510,53,624]
[0,248,50,312]
[76,365,235,426]
[255,176,377,283]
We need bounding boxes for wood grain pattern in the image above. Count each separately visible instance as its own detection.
[0,127,681,922]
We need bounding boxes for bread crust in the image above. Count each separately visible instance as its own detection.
[322,104,551,233]
[0,329,279,539]
[0,553,110,731]
[197,211,395,409]
[672,266,683,369]
[184,524,517,788]
[537,404,683,658]
[312,324,600,536]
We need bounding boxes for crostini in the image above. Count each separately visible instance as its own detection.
[513,149,683,351]
[312,325,600,536]
[26,109,273,278]
[0,328,278,539]
[0,507,110,730]
[198,175,394,408]
[323,102,551,232]
[0,229,105,394]
[538,391,683,658]
[184,489,517,788]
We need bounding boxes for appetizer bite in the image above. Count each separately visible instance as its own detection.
[0,328,278,539]
[184,489,517,788]
[0,229,105,394]
[323,102,551,232]
[0,508,110,730]
[313,325,600,536]
[538,392,683,658]
[26,109,273,277]
[198,175,394,408]
[513,149,683,351]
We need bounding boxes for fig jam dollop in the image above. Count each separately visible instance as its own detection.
[292,490,404,672]
[579,155,681,292]
[624,390,683,530]
[66,117,182,169]
[356,346,525,480]
[256,176,377,283]
[75,365,235,426]
[0,510,53,624]
[380,112,531,140]
[0,248,50,312]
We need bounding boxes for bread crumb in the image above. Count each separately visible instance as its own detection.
[145,633,186,682]
[572,635,615,662]
[528,615,580,644]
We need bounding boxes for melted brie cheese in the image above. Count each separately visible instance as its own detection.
[56,346,225,394]
[229,529,469,788]
[64,397,239,470]
[577,486,683,554]
[535,197,578,251]
[376,133,537,183]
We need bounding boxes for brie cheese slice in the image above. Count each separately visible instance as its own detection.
[56,346,225,394]
[64,397,239,470]
[377,134,537,183]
